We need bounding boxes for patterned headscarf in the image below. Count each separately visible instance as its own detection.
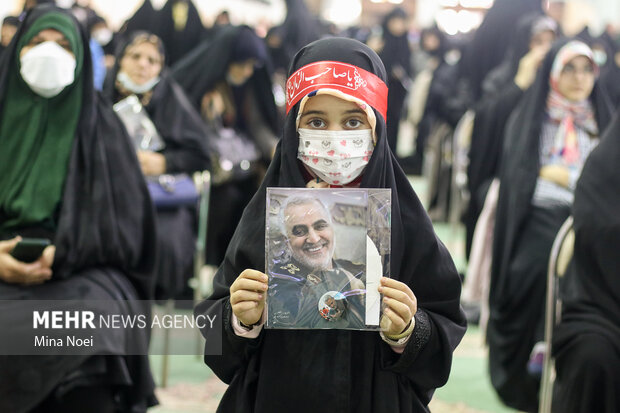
[546,40,599,164]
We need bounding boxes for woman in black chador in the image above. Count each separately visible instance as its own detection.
[102,31,211,300]
[487,39,612,412]
[598,35,620,108]
[465,13,557,256]
[459,0,542,102]
[377,7,412,153]
[194,37,466,413]
[0,5,156,412]
[551,109,620,413]
[154,0,205,67]
[172,25,280,266]
[117,0,158,42]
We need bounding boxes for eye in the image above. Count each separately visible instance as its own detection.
[291,225,308,237]
[58,41,72,52]
[344,118,364,129]
[307,118,326,129]
[314,221,329,231]
[27,38,43,47]
[562,64,575,74]
[313,219,330,231]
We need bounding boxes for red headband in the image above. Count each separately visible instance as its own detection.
[286,61,388,121]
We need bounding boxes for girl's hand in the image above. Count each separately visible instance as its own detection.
[230,269,268,326]
[379,277,417,337]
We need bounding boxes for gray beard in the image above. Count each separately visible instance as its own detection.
[292,243,335,271]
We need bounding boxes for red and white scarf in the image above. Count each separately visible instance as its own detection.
[546,41,599,165]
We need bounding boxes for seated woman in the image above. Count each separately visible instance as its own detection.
[551,109,620,413]
[102,31,211,301]
[194,37,466,412]
[172,25,280,266]
[488,39,612,412]
[0,6,156,412]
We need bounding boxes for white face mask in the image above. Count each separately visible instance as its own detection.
[117,71,160,94]
[297,128,374,185]
[593,50,607,67]
[20,41,76,98]
[92,28,113,46]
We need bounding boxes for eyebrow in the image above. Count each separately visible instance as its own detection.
[343,109,365,116]
[300,108,366,118]
[30,35,69,43]
[300,110,326,118]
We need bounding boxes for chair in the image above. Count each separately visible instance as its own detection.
[160,170,212,388]
[539,216,575,413]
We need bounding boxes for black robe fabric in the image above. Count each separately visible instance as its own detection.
[118,0,158,42]
[480,13,552,101]
[464,82,523,256]
[487,39,612,412]
[411,26,458,161]
[194,37,466,413]
[551,110,620,413]
[172,25,279,266]
[378,8,412,154]
[459,0,542,102]
[171,25,278,137]
[102,32,212,300]
[155,0,205,67]
[599,39,620,108]
[0,6,157,412]
[270,0,322,72]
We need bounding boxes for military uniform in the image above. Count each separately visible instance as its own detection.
[267,257,366,329]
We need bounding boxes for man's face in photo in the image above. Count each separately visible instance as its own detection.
[284,200,335,270]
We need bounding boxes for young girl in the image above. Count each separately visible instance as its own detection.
[195,37,466,413]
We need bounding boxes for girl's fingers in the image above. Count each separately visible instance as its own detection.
[383,296,412,324]
[380,277,415,301]
[232,301,261,312]
[382,307,408,334]
[230,289,264,305]
[232,278,268,293]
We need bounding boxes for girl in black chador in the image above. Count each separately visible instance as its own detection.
[194,37,466,413]
[0,5,157,412]
[488,39,612,412]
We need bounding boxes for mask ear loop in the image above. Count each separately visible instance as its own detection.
[295,89,378,145]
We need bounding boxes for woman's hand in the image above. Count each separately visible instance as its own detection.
[0,237,54,285]
[137,150,166,176]
[200,90,225,121]
[514,45,549,90]
[379,277,417,337]
[230,269,268,326]
[540,164,570,188]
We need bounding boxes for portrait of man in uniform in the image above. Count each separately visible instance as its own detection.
[266,193,367,329]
